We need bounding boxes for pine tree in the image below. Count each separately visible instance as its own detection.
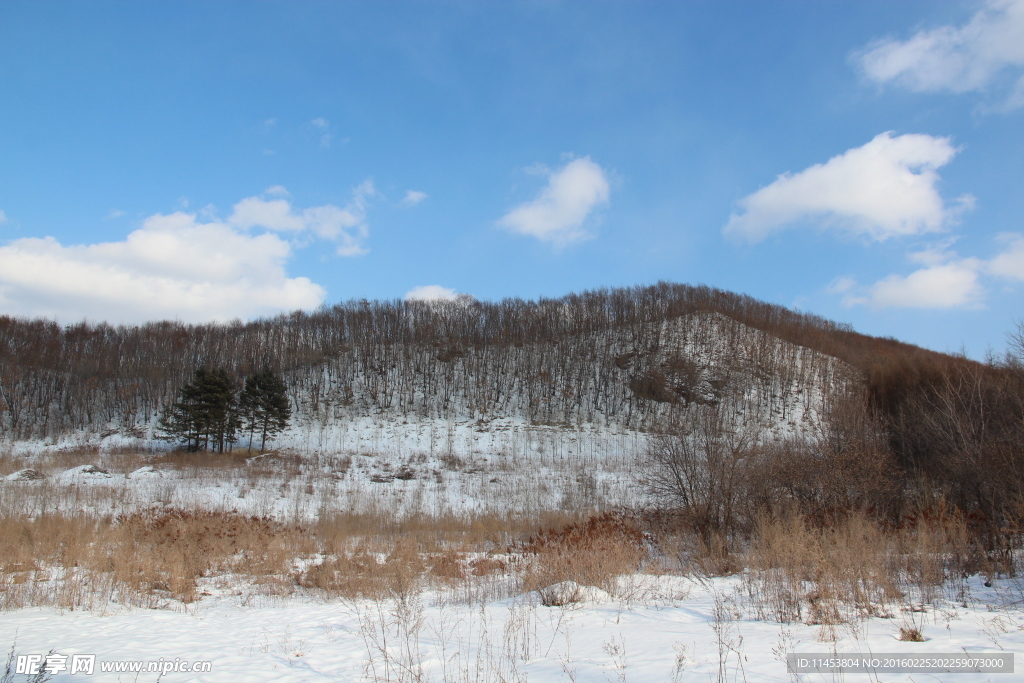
[159,368,238,452]
[239,369,291,452]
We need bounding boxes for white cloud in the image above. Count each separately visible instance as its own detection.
[404,285,460,302]
[402,190,428,206]
[838,235,1024,309]
[498,157,610,247]
[229,181,376,256]
[724,132,968,243]
[987,233,1024,279]
[230,197,307,232]
[856,0,1024,108]
[852,261,984,309]
[907,239,961,266]
[264,185,290,197]
[0,212,325,324]
[0,210,7,224]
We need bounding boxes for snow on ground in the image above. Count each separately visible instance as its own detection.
[2,574,1022,682]
[3,386,1018,681]
[0,419,656,520]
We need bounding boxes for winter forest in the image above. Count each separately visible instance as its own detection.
[3,282,1024,682]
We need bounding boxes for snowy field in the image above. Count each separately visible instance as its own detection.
[2,418,656,519]
[3,574,1022,682]
[4,415,1023,681]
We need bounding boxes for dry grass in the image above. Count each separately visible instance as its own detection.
[0,447,301,481]
[0,500,1006,617]
[0,443,617,609]
[741,511,896,624]
[1,445,1018,626]
[0,447,155,478]
[0,509,315,608]
[0,491,606,609]
[516,512,648,601]
[733,508,987,628]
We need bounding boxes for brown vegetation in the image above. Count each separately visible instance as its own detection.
[515,511,647,598]
[0,497,605,610]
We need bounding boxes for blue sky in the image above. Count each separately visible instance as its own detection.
[1,1,1022,357]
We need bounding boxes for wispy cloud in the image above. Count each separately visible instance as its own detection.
[498,157,610,247]
[229,181,376,256]
[404,285,461,301]
[230,197,306,232]
[855,0,1024,110]
[310,117,333,148]
[987,233,1024,279]
[402,190,428,207]
[0,210,7,224]
[724,132,970,243]
[826,276,856,295]
[104,209,126,220]
[838,234,1024,309]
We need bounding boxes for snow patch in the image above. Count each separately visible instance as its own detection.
[537,580,612,606]
[5,468,44,481]
[128,465,162,478]
[57,464,114,482]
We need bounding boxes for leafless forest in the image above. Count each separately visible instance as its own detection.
[0,283,847,437]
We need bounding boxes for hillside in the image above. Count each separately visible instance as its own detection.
[0,283,862,443]
[2,281,1020,521]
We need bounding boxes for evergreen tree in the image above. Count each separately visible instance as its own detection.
[159,368,238,452]
[239,369,291,452]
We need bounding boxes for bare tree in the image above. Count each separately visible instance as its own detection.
[646,403,760,544]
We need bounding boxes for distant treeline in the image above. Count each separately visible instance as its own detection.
[0,283,849,438]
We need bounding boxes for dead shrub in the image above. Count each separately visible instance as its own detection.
[109,509,312,601]
[645,404,759,545]
[426,550,466,584]
[515,512,647,596]
[898,626,925,642]
[744,511,905,624]
[299,543,426,599]
[740,506,993,627]
[468,556,506,576]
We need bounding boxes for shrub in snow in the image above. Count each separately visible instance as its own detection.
[57,464,112,482]
[128,466,162,478]
[537,580,611,606]
[5,469,44,481]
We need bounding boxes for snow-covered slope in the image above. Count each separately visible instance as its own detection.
[3,312,852,457]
